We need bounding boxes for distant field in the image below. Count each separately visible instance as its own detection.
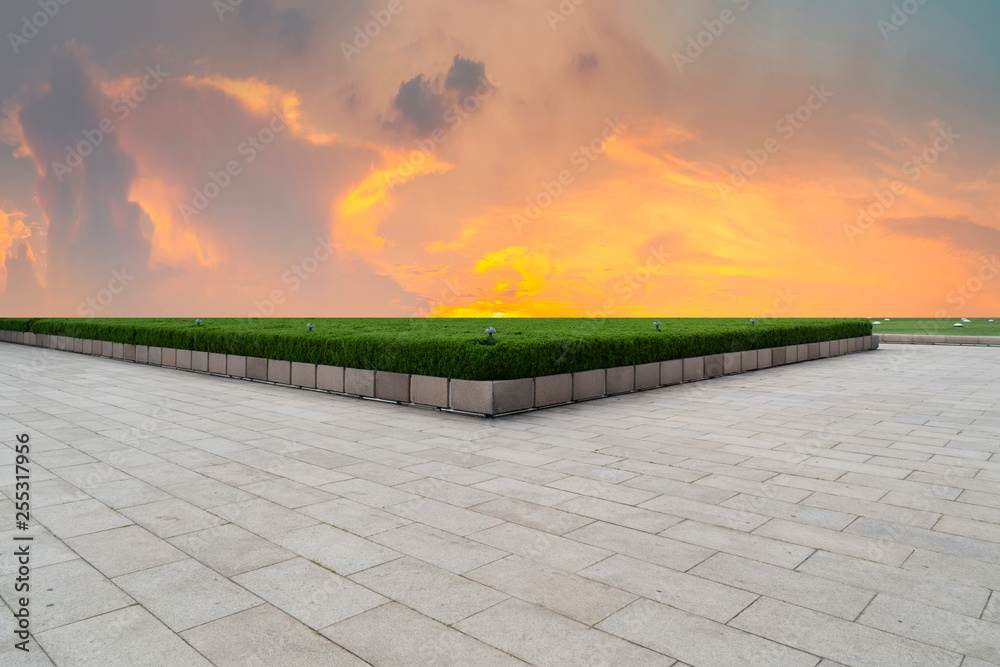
[0,317,871,381]
[868,318,1000,336]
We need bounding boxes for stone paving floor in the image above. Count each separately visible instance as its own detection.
[0,341,998,666]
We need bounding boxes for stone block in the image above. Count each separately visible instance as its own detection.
[176,349,193,370]
[572,369,605,401]
[161,348,177,367]
[124,344,136,362]
[246,357,267,381]
[704,354,724,378]
[82,339,93,355]
[847,338,857,353]
[73,338,83,353]
[723,352,741,375]
[979,336,1000,346]
[683,357,705,381]
[925,335,947,344]
[807,343,820,360]
[839,339,848,355]
[292,362,317,389]
[758,348,772,368]
[797,344,809,361]
[345,368,375,397]
[945,335,970,344]
[192,351,209,372]
[136,345,148,364]
[819,341,830,358]
[227,355,247,378]
[411,375,448,408]
[113,342,125,359]
[148,347,162,366]
[317,365,345,392]
[375,371,410,402]
[771,347,786,366]
[634,363,660,390]
[100,341,111,357]
[606,366,635,395]
[449,379,493,414]
[660,359,683,385]
[785,345,799,364]
[863,335,873,350]
[493,378,533,414]
[209,353,227,375]
[534,374,572,407]
[25,333,34,346]
[872,335,880,349]
[741,350,758,371]
[267,360,291,384]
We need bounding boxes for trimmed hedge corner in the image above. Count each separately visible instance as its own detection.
[16,318,871,381]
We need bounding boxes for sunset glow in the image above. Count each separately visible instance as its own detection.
[1,1,997,318]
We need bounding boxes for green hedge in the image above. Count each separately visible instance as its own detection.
[16,318,872,381]
[0,318,38,332]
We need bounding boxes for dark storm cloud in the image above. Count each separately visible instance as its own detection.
[239,0,312,53]
[16,45,150,310]
[444,55,486,95]
[390,74,448,134]
[574,52,599,73]
[387,55,490,135]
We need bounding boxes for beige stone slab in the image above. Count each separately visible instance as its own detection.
[325,603,524,666]
[182,604,366,667]
[233,558,386,629]
[456,598,665,666]
[39,605,213,667]
[351,556,506,624]
[113,559,262,632]
[466,555,637,625]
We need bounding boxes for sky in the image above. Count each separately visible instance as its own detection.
[0,0,997,318]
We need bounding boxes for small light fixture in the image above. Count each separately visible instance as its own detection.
[195,319,202,326]
[485,327,497,343]
[750,318,757,326]
[307,323,315,332]
[653,321,661,332]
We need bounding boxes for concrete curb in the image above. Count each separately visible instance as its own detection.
[879,334,1000,346]
[0,331,881,417]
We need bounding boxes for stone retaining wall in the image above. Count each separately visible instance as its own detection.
[0,330,879,417]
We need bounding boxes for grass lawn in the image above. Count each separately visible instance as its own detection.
[2,317,871,381]
[868,318,1000,336]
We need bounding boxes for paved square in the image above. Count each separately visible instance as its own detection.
[1,342,998,665]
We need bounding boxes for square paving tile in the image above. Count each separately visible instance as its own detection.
[168,524,296,576]
[32,499,131,538]
[182,604,367,666]
[15,559,134,633]
[351,556,508,624]
[38,605,212,667]
[323,602,525,666]
[65,525,188,578]
[113,559,262,632]
[274,524,401,575]
[119,498,225,538]
[233,558,387,629]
